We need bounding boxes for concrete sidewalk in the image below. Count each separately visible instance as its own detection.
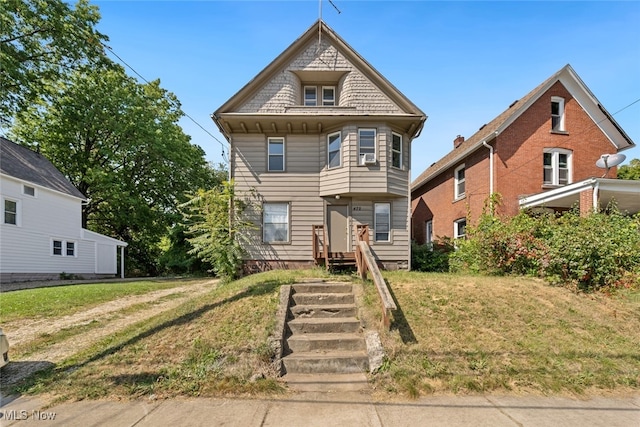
[1,392,638,426]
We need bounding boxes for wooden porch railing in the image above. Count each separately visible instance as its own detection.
[354,224,397,330]
[312,224,329,269]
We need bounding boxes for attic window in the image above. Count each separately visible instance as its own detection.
[23,185,35,197]
[303,85,336,106]
[551,96,565,132]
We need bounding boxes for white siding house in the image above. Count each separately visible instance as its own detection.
[0,137,127,283]
[212,20,426,272]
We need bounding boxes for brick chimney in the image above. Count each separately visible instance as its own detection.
[454,135,465,148]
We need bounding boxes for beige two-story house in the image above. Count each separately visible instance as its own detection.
[212,20,426,272]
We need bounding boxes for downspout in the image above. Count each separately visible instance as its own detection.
[482,140,494,211]
[592,179,600,213]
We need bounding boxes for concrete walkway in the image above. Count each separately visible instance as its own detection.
[1,392,638,426]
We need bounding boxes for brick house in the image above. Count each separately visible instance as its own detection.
[411,64,636,245]
[212,20,426,271]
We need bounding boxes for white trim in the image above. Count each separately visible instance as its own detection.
[551,96,565,132]
[267,137,285,172]
[543,148,572,186]
[2,197,20,227]
[391,132,403,169]
[322,86,336,106]
[51,238,77,257]
[374,202,391,242]
[303,85,317,106]
[454,164,466,200]
[454,218,467,239]
[23,184,36,197]
[327,131,341,169]
[262,201,290,244]
[358,128,377,165]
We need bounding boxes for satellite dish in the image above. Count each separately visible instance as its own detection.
[596,153,626,178]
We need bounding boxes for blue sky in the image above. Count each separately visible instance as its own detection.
[94,1,640,179]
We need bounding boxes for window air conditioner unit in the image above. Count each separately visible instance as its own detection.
[360,153,376,165]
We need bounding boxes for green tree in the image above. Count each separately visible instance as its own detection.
[11,64,217,275]
[181,182,257,281]
[618,159,640,180]
[1,0,106,121]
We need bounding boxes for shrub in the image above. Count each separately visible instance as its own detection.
[451,205,640,291]
[412,239,453,272]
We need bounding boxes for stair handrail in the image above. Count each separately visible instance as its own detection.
[312,224,330,269]
[355,224,396,330]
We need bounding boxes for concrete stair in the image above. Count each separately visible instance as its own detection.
[282,282,369,376]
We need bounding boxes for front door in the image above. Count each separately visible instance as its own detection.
[327,205,349,253]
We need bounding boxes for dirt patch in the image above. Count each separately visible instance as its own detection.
[1,279,219,389]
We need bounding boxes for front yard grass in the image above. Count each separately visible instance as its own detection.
[9,269,640,401]
[365,271,640,398]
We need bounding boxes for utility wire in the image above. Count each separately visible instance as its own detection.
[103,43,230,164]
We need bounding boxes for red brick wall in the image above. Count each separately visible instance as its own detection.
[412,81,617,244]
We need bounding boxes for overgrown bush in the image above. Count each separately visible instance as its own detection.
[451,206,640,291]
[412,239,453,272]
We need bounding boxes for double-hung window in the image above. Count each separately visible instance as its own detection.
[3,199,17,225]
[454,164,466,199]
[322,86,335,106]
[358,129,376,165]
[374,203,391,242]
[304,86,317,106]
[543,149,571,186]
[327,132,341,169]
[268,137,285,172]
[551,96,565,132]
[52,239,76,256]
[391,133,402,169]
[454,218,467,239]
[263,202,289,243]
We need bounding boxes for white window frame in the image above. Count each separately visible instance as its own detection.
[262,202,290,244]
[374,202,391,242]
[322,86,336,106]
[267,137,285,172]
[543,148,572,186]
[304,86,317,106]
[23,185,36,197]
[3,197,20,226]
[454,164,466,199]
[51,239,77,257]
[425,220,433,246]
[391,132,403,169]
[454,218,467,239]
[358,128,377,165]
[327,131,341,169]
[551,96,565,132]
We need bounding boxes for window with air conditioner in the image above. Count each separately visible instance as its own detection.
[358,129,376,165]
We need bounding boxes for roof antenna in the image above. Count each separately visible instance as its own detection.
[318,0,341,50]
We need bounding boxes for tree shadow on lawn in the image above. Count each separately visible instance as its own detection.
[14,280,282,391]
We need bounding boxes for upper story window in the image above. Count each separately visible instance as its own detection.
[358,129,376,165]
[551,96,565,132]
[304,85,336,106]
[454,218,467,239]
[454,164,466,199]
[391,133,402,169]
[304,86,317,106]
[322,86,335,106]
[374,202,391,242]
[4,199,18,225]
[543,149,572,186]
[23,185,36,197]
[268,137,285,172]
[263,202,289,243]
[327,132,341,169]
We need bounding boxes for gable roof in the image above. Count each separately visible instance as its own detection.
[0,137,86,200]
[212,19,426,138]
[411,64,636,192]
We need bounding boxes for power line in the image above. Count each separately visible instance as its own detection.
[103,43,229,164]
